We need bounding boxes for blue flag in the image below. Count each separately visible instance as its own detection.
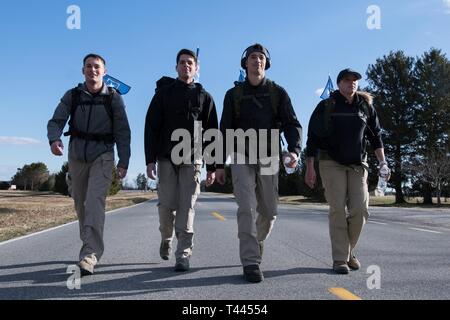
[320,75,334,100]
[238,69,246,82]
[103,74,131,95]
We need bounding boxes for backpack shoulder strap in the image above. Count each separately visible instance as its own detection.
[232,81,244,120]
[195,83,206,109]
[360,100,370,119]
[356,91,372,119]
[104,87,115,121]
[323,97,336,134]
[266,79,279,118]
[68,85,82,127]
[63,85,82,137]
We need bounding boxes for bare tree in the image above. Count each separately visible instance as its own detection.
[410,149,450,205]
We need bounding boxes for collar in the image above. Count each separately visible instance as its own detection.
[333,90,360,105]
[175,78,197,89]
[81,82,110,96]
[245,77,267,88]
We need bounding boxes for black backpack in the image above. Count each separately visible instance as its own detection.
[155,77,206,118]
[63,84,116,142]
[312,94,371,139]
[232,79,280,125]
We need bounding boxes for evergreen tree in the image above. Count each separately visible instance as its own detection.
[12,162,49,191]
[135,173,149,191]
[413,48,450,204]
[108,166,122,196]
[366,51,418,203]
[53,162,69,196]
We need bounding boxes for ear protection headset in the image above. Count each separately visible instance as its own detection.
[240,44,271,70]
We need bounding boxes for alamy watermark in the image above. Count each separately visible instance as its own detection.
[170,121,281,175]
[367,5,381,30]
[66,5,81,30]
[366,265,381,289]
[66,265,81,290]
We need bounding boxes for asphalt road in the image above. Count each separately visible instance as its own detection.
[1,193,449,300]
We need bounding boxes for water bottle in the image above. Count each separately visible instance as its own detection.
[283,152,298,175]
[376,161,389,196]
[376,176,387,196]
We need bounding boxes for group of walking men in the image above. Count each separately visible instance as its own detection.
[47,43,390,282]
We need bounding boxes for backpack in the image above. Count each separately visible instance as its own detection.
[318,94,371,138]
[155,76,206,117]
[232,79,280,128]
[315,94,374,165]
[63,84,116,142]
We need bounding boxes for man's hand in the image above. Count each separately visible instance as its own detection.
[117,167,127,179]
[147,163,157,180]
[305,166,316,189]
[206,171,215,187]
[215,168,225,185]
[50,141,64,156]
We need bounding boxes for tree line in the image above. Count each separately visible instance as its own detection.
[2,48,448,204]
[208,48,450,205]
[6,162,121,196]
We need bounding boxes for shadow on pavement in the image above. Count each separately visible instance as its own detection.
[0,261,249,300]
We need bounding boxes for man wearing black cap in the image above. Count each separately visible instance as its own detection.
[304,68,390,274]
[216,43,302,282]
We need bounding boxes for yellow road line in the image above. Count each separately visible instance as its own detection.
[211,212,226,221]
[328,287,362,300]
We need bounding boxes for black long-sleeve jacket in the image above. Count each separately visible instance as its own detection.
[219,78,302,167]
[306,90,383,165]
[144,79,218,172]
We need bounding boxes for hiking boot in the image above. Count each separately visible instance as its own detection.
[243,264,264,283]
[160,240,172,260]
[259,241,264,257]
[174,258,190,272]
[333,261,350,274]
[348,255,361,270]
[78,254,97,277]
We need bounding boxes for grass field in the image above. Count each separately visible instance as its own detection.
[278,194,450,207]
[0,190,157,242]
[2,190,448,243]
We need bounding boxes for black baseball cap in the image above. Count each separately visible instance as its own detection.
[337,68,362,83]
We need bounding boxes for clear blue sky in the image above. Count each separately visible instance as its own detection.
[1,0,449,184]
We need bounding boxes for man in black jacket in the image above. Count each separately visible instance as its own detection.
[144,49,218,272]
[216,43,302,282]
[305,68,390,274]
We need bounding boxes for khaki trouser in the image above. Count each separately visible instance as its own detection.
[68,152,114,262]
[231,163,278,267]
[319,160,369,262]
[157,160,201,261]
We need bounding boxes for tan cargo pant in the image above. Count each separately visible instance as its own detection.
[319,160,369,262]
[157,160,201,261]
[231,163,278,267]
[68,152,114,262]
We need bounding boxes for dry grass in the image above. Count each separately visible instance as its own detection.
[0,190,157,242]
[279,194,450,207]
